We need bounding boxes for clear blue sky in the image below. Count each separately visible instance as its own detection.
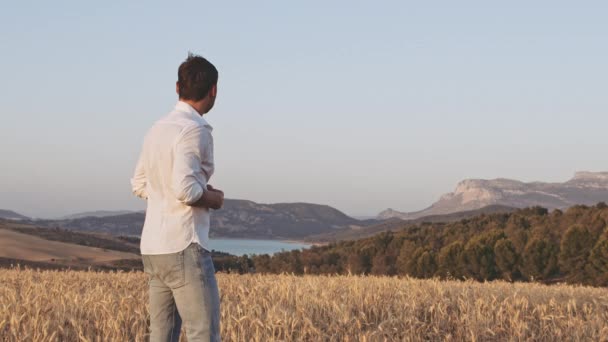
[1,1,607,218]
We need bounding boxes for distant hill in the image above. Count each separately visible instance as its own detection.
[309,205,517,242]
[0,209,29,221]
[0,221,141,254]
[32,212,146,236]
[0,221,141,271]
[59,210,139,220]
[28,199,377,240]
[379,171,608,220]
[212,200,374,238]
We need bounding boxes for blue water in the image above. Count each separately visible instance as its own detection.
[208,239,310,256]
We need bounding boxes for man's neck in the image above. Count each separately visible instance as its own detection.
[179,99,205,116]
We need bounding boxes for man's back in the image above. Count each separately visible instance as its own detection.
[132,101,214,255]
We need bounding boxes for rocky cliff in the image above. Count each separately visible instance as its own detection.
[379,171,608,220]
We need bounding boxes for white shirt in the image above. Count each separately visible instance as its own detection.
[131,101,214,255]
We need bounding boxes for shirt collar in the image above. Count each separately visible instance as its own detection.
[174,101,213,130]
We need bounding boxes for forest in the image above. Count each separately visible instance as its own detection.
[214,203,608,286]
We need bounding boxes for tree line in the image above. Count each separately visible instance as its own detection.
[213,203,608,286]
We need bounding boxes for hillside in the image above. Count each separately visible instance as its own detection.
[0,220,141,253]
[28,199,376,240]
[309,205,516,242]
[0,209,29,221]
[0,227,140,270]
[379,171,608,220]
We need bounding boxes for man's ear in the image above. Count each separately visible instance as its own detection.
[176,82,180,96]
[210,84,217,97]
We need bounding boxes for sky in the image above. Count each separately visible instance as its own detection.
[1,1,607,218]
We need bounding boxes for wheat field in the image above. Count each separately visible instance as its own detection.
[1,267,608,341]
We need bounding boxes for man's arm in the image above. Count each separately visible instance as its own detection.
[171,125,223,209]
[130,151,148,200]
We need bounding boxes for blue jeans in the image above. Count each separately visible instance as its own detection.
[142,242,221,342]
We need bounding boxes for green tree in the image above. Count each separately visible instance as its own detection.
[287,250,304,274]
[371,253,397,275]
[504,226,528,254]
[522,238,559,281]
[373,231,394,252]
[586,236,608,286]
[237,255,252,274]
[494,238,520,281]
[559,225,594,283]
[437,241,464,279]
[462,240,497,281]
[396,240,415,275]
[252,254,272,273]
[416,250,437,278]
[346,253,371,275]
[397,241,424,277]
[461,231,504,281]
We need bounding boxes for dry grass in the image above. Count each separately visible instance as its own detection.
[1,267,608,341]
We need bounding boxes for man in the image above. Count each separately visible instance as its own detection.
[131,54,224,342]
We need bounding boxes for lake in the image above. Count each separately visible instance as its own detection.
[208,238,310,256]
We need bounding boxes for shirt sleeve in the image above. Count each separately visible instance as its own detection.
[171,125,213,205]
[130,150,148,200]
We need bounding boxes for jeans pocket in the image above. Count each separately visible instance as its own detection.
[153,251,186,289]
[141,255,152,275]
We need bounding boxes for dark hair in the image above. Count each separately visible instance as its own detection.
[177,53,218,101]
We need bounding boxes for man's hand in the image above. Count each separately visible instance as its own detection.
[191,184,224,209]
[207,185,224,209]
[206,184,224,196]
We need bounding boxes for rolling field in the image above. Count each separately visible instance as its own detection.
[0,228,140,266]
[1,268,608,341]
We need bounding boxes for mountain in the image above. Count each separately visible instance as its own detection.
[310,204,516,242]
[30,199,376,240]
[59,210,139,220]
[0,209,30,221]
[379,171,608,220]
[212,200,371,238]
